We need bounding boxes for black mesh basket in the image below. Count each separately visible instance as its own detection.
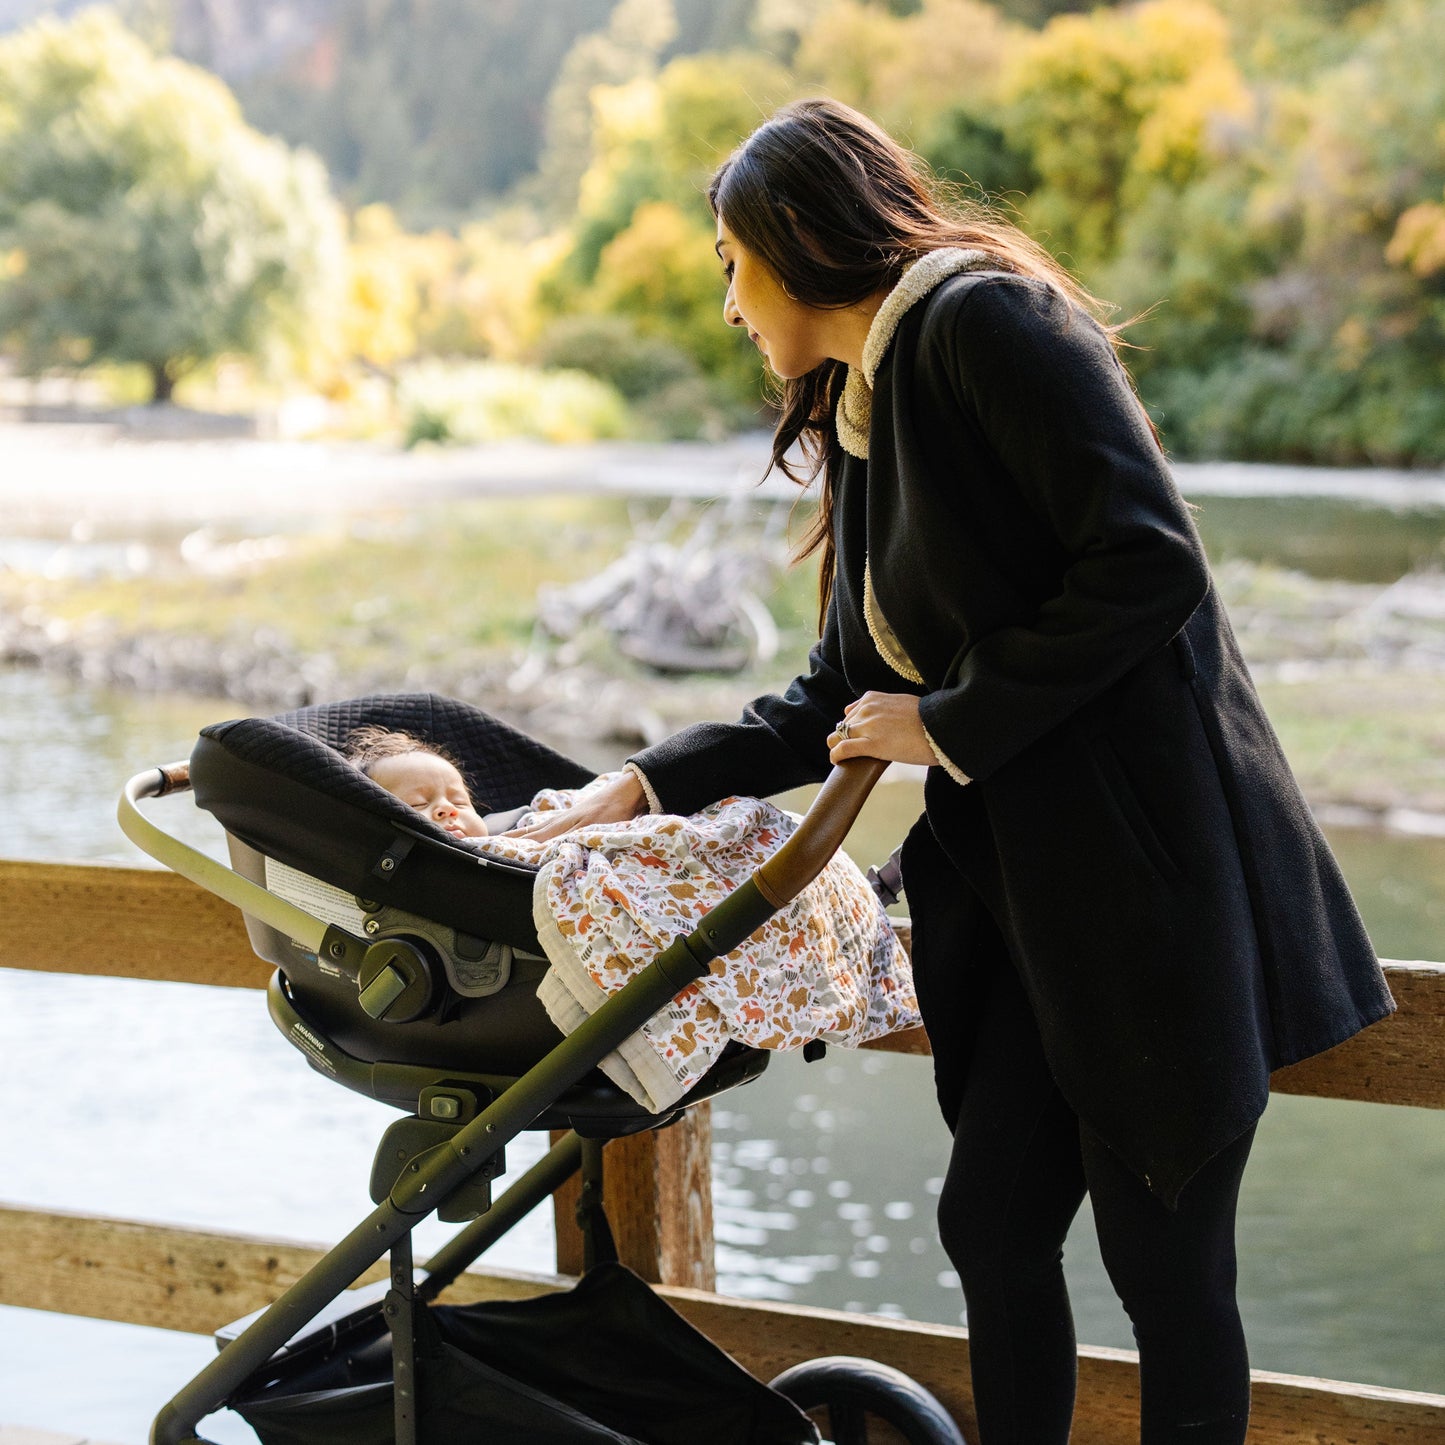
[231,1263,818,1445]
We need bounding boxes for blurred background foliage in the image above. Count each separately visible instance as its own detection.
[0,0,1442,460]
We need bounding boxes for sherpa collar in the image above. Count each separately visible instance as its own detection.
[836,247,991,459]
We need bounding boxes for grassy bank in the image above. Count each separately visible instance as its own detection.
[1256,671,1445,816]
[2,496,1441,816]
[5,497,639,672]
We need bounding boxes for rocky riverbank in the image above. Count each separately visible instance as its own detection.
[5,554,1445,825]
[0,597,780,751]
[5,544,1443,697]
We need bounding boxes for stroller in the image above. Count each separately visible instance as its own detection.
[119,694,963,1445]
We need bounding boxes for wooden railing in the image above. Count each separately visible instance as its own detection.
[2,857,1443,1444]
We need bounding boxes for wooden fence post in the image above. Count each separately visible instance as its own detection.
[551,1104,716,1290]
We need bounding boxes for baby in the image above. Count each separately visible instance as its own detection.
[344,725,490,839]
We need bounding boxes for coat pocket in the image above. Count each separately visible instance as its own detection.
[1087,731,1182,882]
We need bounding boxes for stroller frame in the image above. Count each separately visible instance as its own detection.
[120,740,890,1445]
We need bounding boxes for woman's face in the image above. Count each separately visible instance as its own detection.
[715,220,829,379]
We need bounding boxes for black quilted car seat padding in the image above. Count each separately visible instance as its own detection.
[191,693,595,947]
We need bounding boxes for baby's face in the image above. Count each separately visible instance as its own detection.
[369,751,488,839]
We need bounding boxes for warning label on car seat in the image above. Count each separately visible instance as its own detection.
[265,858,370,935]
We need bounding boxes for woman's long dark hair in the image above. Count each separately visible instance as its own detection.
[709,98,1115,627]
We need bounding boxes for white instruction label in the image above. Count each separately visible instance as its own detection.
[265,858,369,935]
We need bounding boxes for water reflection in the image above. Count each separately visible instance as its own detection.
[1187,492,1445,583]
[710,1043,1445,1392]
[713,1050,950,1321]
[0,666,226,862]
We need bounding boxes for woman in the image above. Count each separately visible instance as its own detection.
[514,99,1394,1443]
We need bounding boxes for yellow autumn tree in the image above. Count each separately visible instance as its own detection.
[1388,193,1445,279]
[538,50,790,401]
[796,0,1022,144]
[342,205,425,368]
[451,220,571,363]
[342,203,567,370]
[590,200,749,384]
[1004,0,1251,267]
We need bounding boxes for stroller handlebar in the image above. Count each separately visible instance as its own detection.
[755,756,890,911]
[155,760,192,795]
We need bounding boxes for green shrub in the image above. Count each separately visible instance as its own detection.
[1148,343,1445,466]
[633,376,734,441]
[396,360,629,446]
[919,106,1037,202]
[532,314,698,400]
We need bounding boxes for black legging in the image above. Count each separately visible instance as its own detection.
[933,929,1256,1444]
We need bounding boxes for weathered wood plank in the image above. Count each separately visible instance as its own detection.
[866,952,1445,1109]
[0,1201,384,1336]
[0,1203,552,1337]
[0,859,265,989]
[1269,961,1445,1109]
[661,1283,1445,1439]
[4,1207,1443,1445]
[5,860,1442,1108]
[649,1288,1445,1445]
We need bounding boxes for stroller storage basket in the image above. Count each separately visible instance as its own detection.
[227,1260,819,1445]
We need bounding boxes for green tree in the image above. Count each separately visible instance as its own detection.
[0,9,343,403]
[651,50,795,208]
[1206,0,1384,80]
[590,200,744,379]
[1119,0,1445,463]
[534,0,680,221]
[539,48,790,403]
[795,0,1021,142]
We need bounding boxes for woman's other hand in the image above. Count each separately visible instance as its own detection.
[827,691,935,767]
[500,769,648,844]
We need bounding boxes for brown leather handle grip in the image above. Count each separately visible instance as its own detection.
[754,756,890,910]
[156,761,192,795]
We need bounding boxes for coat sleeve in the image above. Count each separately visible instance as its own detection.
[915,275,1210,783]
[626,593,855,816]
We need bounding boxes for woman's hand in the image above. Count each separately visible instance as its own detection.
[500,769,648,844]
[827,692,935,767]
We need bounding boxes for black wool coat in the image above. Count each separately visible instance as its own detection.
[631,271,1395,1205]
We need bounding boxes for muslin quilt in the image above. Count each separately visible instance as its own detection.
[474,774,918,1113]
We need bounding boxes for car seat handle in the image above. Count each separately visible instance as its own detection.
[119,766,333,956]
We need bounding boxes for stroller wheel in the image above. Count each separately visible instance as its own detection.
[770,1355,967,1445]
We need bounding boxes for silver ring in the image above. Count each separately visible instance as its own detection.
[838,718,850,740]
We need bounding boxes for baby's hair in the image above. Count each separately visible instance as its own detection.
[342,726,493,816]
[344,725,470,783]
